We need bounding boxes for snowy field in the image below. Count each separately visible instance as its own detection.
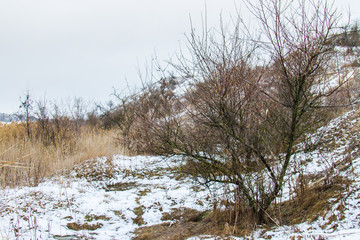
[0,155,218,239]
[1,109,360,239]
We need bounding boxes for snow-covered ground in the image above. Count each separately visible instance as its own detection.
[0,155,218,239]
[1,109,360,239]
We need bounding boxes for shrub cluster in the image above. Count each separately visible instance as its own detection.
[0,98,122,188]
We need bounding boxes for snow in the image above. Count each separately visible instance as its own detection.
[0,155,216,239]
[1,109,360,239]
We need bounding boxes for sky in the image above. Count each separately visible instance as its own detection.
[0,0,359,114]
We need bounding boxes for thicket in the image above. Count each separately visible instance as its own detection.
[0,96,123,188]
[108,0,359,225]
[101,76,183,154]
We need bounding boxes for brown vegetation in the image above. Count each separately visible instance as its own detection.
[0,102,125,188]
[67,222,103,231]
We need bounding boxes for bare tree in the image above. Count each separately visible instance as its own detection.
[18,89,33,139]
[69,97,88,134]
[142,0,351,223]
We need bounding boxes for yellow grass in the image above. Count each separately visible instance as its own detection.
[0,122,126,188]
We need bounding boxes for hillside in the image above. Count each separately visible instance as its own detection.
[1,1,360,238]
[1,108,360,239]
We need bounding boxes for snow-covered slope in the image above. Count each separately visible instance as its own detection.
[191,109,360,240]
[257,109,360,239]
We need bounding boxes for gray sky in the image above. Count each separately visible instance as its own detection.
[0,0,359,114]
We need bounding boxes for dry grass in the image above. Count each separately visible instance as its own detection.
[278,175,352,226]
[134,206,259,240]
[0,122,126,188]
[134,208,212,240]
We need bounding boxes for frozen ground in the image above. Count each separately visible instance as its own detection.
[0,155,219,239]
[1,110,360,239]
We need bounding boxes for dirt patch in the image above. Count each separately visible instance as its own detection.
[134,208,228,240]
[161,207,209,222]
[53,235,82,240]
[133,205,146,225]
[66,222,103,231]
[134,221,210,240]
[73,158,120,182]
[85,214,111,222]
[104,181,137,191]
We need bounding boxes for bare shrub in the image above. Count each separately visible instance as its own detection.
[102,77,184,155]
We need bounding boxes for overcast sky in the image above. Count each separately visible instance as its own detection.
[0,0,359,114]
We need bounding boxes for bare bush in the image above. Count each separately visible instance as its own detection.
[101,76,184,154]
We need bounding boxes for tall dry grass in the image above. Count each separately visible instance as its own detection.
[0,121,125,188]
